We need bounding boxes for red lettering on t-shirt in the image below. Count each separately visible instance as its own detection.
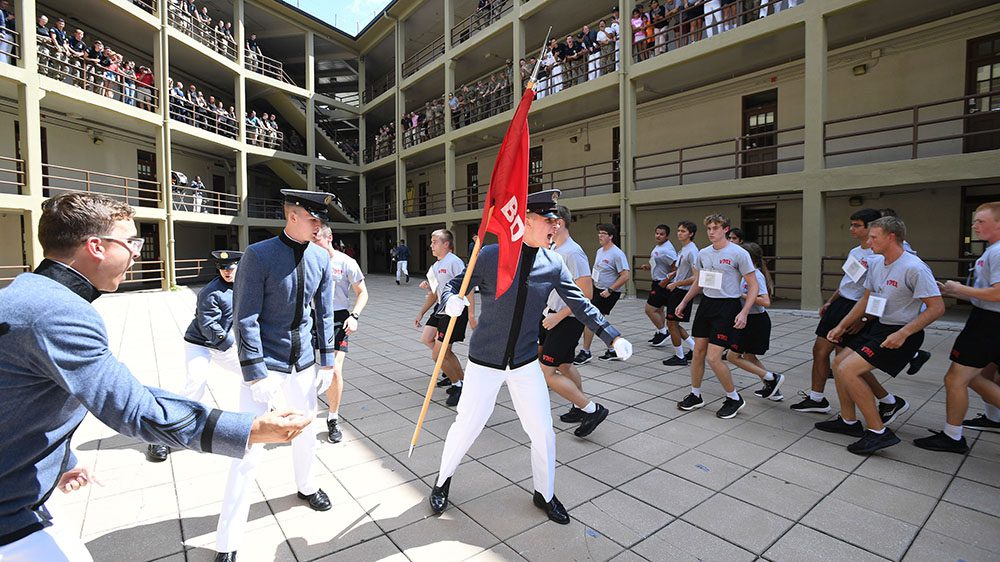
[886,279,899,288]
[719,258,732,265]
[542,354,555,363]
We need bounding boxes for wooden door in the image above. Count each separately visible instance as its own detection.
[965,33,1000,153]
[741,99,777,178]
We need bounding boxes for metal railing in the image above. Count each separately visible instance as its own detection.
[452,184,488,211]
[364,203,395,223]
[363,71,395,103]
[170,186,239,215]
[42,164,160,206]
[247,196,285,219]
[535,42,618,99]
[0,27,19,64]
[451,0,513,46]
[245,50,296,86]
[402,110,445,148]
[530,159,621,198]
[402,34,445,78]
[0,264,29,287]
[824,89,1000,168]
[403,192,447,217]
[364,135,396,163]
[169,93,239,138]
[0,155,24,195]
[128,0,157,15]
[634,125,805,189]
[317,121,360,164]
[120,260,164,287]
[37,47,159,112]
[174,258,217,282]
[167,4,237,60]
[452,66,515,129]
[245,122,285,150]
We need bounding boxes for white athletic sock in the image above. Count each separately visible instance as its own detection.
[869,427,886,434]
[985,402,1000,422]
[454,380,463,387]
[690,387,701,397]
[726,390,740,401]
[763,372,775,381]
[327,411,338,421]
[684,337,696,350]
[582,347,591,353]
[841,417,858,425]
[808,390,825,402]
[582,401,597,414]
[657,327,667,334]
[943,423,963,440]
[878,394,896,405]
[675,347,686,359]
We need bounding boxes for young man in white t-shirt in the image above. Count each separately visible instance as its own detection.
[574,223,630,364]
[638,224,678,348]
[415,229,476,407]
[674,214,759,419]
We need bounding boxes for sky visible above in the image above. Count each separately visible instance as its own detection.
[281,0,392,36]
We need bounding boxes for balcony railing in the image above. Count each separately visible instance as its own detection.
[451,0,513,46]
[530,159,622,198]
[402,35,445,79]
[363,203,395,223]
[174,258,218,282]
[246,50,296,86]
[170,185,239,215]
[0,155,25,195]
[42,164,160,206]
[37,48,159,113]
[245,123,285,150]
[167,4,237,60]
[0,264,29,288]
[364,137,396,163]
[318,121,360,164]
[634,126,805,189]
[0,27,20,64]
[824,90,1000,168]
[402,111,445,149]
[363,71,395,103]
[452,184,487,212]
[453,67,514,129]
[247,196,285,219]
[403,192,447,217]
[169,94,239,139]
[128,0,157,15]
[120,260,164,287]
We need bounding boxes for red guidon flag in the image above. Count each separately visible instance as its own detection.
[477,87,536,298]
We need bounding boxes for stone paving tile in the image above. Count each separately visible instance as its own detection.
[660,450,751,491]
[941,476,1000,516]
[570,489,674,548]
[618,468,714,517]
[921,501,1000,553]
[683,494,794,554]
[802,497,919,560]
[901,529,998,562]
[830,475,938,526]
[722,471,823,520]
[567,448,653,488]
[632,519,757,562]
[460,485,550,541]
[764,524,890,562]
[507,518,624,562]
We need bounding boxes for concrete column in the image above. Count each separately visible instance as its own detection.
[445,140,456,217]
[357,54,368,271]
[236,150,249,249]
[443,0,454,51]
[444,59,455,134]
[394,19,406,242]
[512,10,525,93]
[156,2,174,289]
[305,31,316,166]
[803,13,827,172]
[15,1,43,268]
[15,0,37,73]
[800,186,825,309]
[618,14,637,296]
[234,0,245,69]
[358,172,368,272]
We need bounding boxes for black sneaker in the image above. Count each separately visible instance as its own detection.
[573,350,592,365]
[574,404,609,437]
[677,393,705,411]
[647,333,658,343]
[754,374,784,399]
[716,395,745,419]
[560,407,584,423]
[326,418,343,443]
[405,274,410,283]
[962,413,1000,433]
[878,397,909,426]
[847,428,901,455]
[446,384,460,395]
[790,392,832,413]
[396,279,400,285]
[913,430,969,454]
[814,416,865,437]
[721,350,728,361]
[662,355,689,366]
[650,333,669,347]
[436,376,452,388]
[768,390,784,402]
[446,385,462,407]
[906,350,931,375]
[598,350,619,361]
[685,350,693,361]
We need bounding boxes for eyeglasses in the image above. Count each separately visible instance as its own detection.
[99,236,144,254]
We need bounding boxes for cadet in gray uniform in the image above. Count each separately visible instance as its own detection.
[662,221,699,366]
[0,193,308,562]
[637,224,678,347]
[146,249,244,463]
[820,216,944,455]
[429,191,633,524]
[215,189,338,562]
[915,202,1000,452]
[314,225,368,444]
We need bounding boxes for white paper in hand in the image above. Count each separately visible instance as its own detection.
[865,295,887,317]
[699,270,723,290]
[426,270,438,294]
[842,255,866,283]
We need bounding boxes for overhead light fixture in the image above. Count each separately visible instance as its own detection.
[849,196,863,207]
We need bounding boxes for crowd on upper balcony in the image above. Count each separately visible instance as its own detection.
[35,13,157,110]
[167,0,238,58]
[371,123,396,160]
[0,1,14,65]
[168,78,240,137]
[450,62,515,129]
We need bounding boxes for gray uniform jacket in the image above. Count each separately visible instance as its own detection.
[234,232,335,382]
[184,276,235,351]
[0,260,253,540]
[442,244,620,370]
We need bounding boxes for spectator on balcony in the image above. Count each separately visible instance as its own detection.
[545,38,563,95]
[564,34,585,87]
[85,40,106,93]
[214,19,227,53]
[190,175,205,213]
[48,18,70,80]
[102,50,121,100]
[664,0,682,50]
[581,24,600,81]
[197,6,212,30]
[650,0,667,55]
[448,92,459,129]
[268,114,281,148]
[630,9,646,62]
[475,0,489,31]
[36,15,53,76]
[136,65,154,111]
[225,21,234,44]
[227,105,237,137]
[206,94,219,132]
[681,0,704,46]
[246,110,261,145]
[0,1,11,66]
[67,29,89,88]
[183,0,197,31]
[721,0,738,32]
[170,80,188,123]
[610,7,621,70]
[703,0,721,38]
[246,33,262,72]
[596,20,613,75]
[122,60,137,106]
[519,57,531,84]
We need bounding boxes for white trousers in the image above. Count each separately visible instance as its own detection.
[704,0,722,37]
[436,361,556,501]
[587,51,601,80]
[550,65,562,94]
[396,260,409,281]
[182,341,241,403]
[0,525,93,562]
[216,366,319,553]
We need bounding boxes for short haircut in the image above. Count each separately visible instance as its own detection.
[703,213,731,229]
[431,229,454,250]
[976,201,1000,221]
[597,223,617,239]
[655,223,670,235]
[677,220,697,237]
[869,216,906,242]
[318,225,333,238]
[555,204,572,224]
[39,193,135,255]
[399,239,405,244]
[728,227,745,241]
[849,208,882,227]
[879,208,899,218]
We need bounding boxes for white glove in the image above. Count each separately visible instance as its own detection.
[250,375,283,405]
[612,337,633,361]
[444,295,470,317]
[316,367,334,394]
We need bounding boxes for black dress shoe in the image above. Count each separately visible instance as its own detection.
[214,552,237,562]
[145,444,169,463]
[429,477,451,513]
[297,489,331,511]
[326,418,342,443]
[532,491,570,524]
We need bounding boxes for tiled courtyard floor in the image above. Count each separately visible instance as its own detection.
[51,274,1000,562]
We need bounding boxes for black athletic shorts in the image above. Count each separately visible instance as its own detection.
[730,312,771,356]
[426,305,469,343]
[814,296,858,339]
[332,309,350,352]
[692,296,742,348]
[539,315,585,367]
[846,320,925,377]
[665,288,693,323]
[592,288,622,315]
[950,307,1000,369]
[647,281,670,308]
